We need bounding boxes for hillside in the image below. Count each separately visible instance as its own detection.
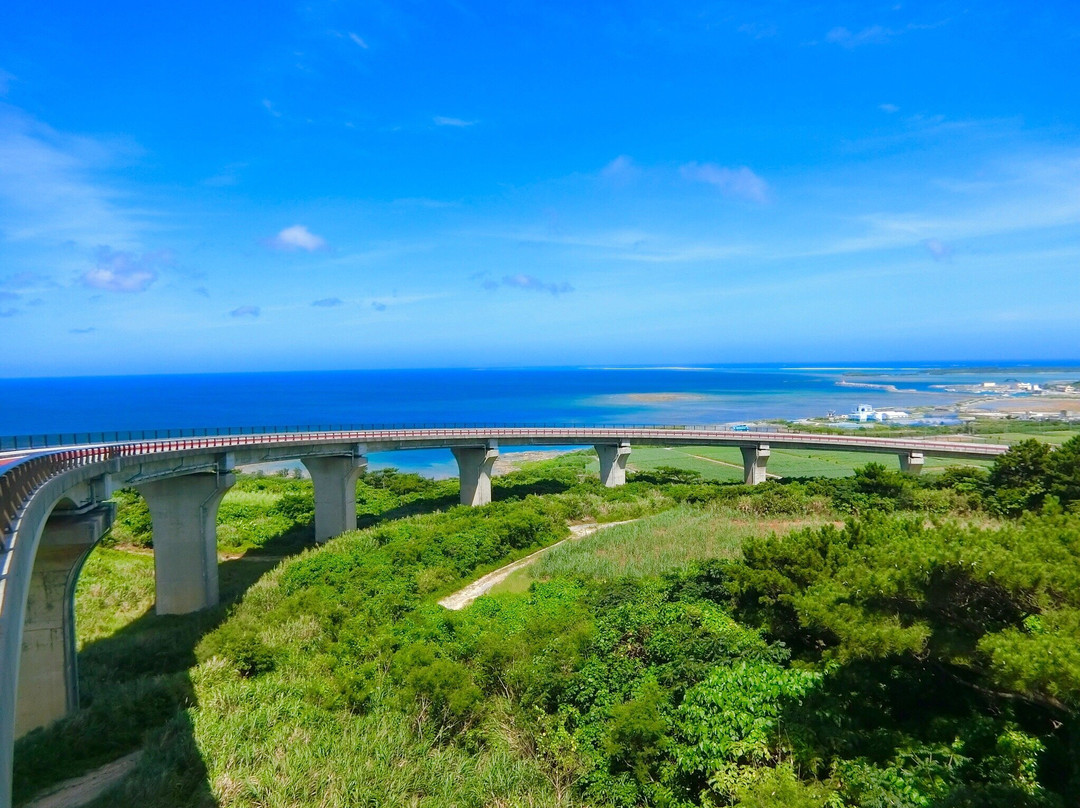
[13,434,1080,807]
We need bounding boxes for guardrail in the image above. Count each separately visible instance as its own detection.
[0,422,793,452]
[0,424,1011,561]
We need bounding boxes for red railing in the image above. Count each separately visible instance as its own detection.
[0,424,1011,563]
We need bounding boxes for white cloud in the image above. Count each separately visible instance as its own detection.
[680,162,769,203]
[262,99,281,118]
[879,103,900,113]
[80,247,169,292]
[348,32,368,48]
[230,305,260,318]
[270,224,327,251]
[434,116,476,127]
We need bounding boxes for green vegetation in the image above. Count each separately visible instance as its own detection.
[771,418,1080,444]
[531,505,833,581]
[12,435,1080,806]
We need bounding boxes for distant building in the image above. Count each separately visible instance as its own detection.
[849,404,909,422]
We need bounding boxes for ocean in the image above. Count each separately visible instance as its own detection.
[2,363,1076,476]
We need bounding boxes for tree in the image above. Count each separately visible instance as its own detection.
[1047,435,1080,509]
[987,439,1052,516]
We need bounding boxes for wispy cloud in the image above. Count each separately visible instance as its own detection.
[826,25,891,47]
[434,116,476,127]
[680,162,769,203]
[0,307,18,318]
[0,69,13,96]
[81,247,170,292]
[787,152,1080,259]
[824,19,948,48]
[202,162,246,187]
[1,272,43,294]
[371,301,387,311]
[262,99,281,118]
[923,238,953,261]
[737,22,777,39]
[269,224,327,251]
[230,305,260,318]
[194,286,210,298]
[312,297,343,307]
[484,273,574,296]
[348,32,369,48]
[490,227,750,264]
[0,105,149,248]
[69,327,95,334]
[879,103,900,113]
[601,155,640,185]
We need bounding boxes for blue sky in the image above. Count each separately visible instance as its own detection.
[1,1,1078,376]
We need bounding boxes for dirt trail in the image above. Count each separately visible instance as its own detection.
[661,447,782,479]
[23,751,142,808]
[438,521,634,610]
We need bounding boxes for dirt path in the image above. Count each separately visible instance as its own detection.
[438,521,634,610]
[23,751,142,808]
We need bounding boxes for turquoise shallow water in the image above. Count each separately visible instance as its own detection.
[1,363,1075,475]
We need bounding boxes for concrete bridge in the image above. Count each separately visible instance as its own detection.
[0,425,1008,806]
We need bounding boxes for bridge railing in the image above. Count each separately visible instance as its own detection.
[0,423,795,452]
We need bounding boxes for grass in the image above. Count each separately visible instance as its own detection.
[13,545,285,805]
[621,444,992,482]
[75,547,157,647]
[983,429,1079,446]
[530,505,836,581]
[10,448,1037,805]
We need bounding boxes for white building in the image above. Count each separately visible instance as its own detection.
[849,404,910,422]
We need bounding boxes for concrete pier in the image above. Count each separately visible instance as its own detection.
[899,452,925,475]
[452,443,499,506]
[595,442,631,487]
[137,467,234,615]
[301,453,367,542]
[15,505,113,738]
[740,444,771,486]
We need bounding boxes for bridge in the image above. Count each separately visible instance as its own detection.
[0,424,1009,806]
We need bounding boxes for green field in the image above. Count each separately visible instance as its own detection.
[610,444,993,482]
[534,506,836,580]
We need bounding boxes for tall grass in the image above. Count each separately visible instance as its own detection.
[75,547,157,646]
[533,505,834,580]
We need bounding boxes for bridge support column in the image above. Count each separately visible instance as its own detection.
[15,505,113,738]
[301,453,367,542]
[452,443,498,507]
[595,442,631,487]
[899,452,925,475]
[740,445,771,486]
[137,466,234,615]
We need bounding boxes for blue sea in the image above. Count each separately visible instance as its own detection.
[2,363,1076,477]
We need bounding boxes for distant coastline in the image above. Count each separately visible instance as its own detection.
[835,379,919,393]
